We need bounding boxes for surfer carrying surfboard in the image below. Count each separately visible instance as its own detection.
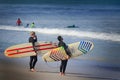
[29,31,38,72]
[57,36,71,76]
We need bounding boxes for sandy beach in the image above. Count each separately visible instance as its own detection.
[0,52,119,80]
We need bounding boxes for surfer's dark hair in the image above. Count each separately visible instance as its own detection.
[57,36,62,41]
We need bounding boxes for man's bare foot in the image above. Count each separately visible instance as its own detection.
[30,69,36,72]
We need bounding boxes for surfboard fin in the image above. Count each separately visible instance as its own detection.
[42,57,47,62]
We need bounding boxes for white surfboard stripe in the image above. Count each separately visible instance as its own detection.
[55,50,63,60]
[55,52,62,61]
[50,50,60,61]
[57,50,65,60]
[52,50,61,61]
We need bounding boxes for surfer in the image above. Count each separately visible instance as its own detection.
[25,24,29,28]
[30,22,35,28]
[57,36,71,76]
[67,24,78,28]
[16,18,22,26]
[29,31,38,72]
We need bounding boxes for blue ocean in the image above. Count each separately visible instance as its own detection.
[0,4,120,80]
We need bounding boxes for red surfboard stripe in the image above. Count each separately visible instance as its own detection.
[7,43,54,52]
[8,47,57,56]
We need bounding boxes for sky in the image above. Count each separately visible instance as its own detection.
[0,0,120,5]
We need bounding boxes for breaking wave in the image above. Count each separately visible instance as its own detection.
[0,25,120,42]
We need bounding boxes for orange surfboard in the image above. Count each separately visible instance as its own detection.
[4,42,57,58]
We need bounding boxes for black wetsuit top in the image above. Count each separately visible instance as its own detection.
[58,41,71,57]
[29,36,37,52]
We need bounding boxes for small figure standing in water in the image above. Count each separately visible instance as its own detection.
[16,18,22,26]
[30,22,35,28]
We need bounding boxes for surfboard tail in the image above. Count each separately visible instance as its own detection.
[42,47,68,62]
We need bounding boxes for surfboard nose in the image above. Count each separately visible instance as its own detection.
[78,41,94,54]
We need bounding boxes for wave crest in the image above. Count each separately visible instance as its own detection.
[0,25,120,42]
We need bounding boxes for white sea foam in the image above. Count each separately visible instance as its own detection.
[0,25,120,42]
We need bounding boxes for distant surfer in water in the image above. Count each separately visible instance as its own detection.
[16,18,22,26]
[29,31,38,72]
[25,24,29,28]
[67,24,78,28]
[30,22,35,28]
[57,36,71,76]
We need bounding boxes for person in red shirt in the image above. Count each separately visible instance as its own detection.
[16,18,22,26]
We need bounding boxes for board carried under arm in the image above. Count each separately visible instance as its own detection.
[42,46,68,62]
[4,41,57,58]
[42,41,94,62]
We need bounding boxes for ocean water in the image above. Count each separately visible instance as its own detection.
[0,4,120,80]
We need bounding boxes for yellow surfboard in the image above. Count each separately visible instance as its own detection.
[42,41,94,62]
[4,42,57,58]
